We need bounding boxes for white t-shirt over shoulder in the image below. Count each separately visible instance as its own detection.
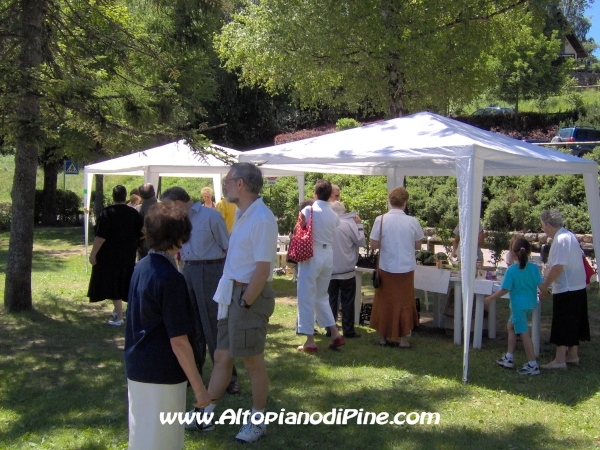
[370,209,424,274]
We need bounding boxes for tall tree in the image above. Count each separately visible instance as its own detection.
[215,0,550,118]
[3,0,45,311]
[487,13,572,118]
[559,0,593,41]
[1,0,222,311]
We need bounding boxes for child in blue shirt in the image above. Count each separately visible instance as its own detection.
[484,238,543,375]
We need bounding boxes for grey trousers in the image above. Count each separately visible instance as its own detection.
[183,263,237,382]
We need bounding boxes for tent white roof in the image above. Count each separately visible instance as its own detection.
[239,112,600,383]
[239,112,598,177]
[83,140,305,212]
[82,140,305,277]
[83,140,303,180]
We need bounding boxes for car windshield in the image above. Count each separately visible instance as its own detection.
[559,128,573,138]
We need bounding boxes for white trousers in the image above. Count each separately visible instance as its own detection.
[297,245,336,334]
[128,379,187,450]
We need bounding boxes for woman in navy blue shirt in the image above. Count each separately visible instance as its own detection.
[125,202,210,450]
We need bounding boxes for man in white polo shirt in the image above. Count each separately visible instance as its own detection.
[195,162,278,443]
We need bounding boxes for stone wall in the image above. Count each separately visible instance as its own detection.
[423,228,595,256]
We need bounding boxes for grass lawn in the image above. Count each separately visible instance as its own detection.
[1,229,600,449]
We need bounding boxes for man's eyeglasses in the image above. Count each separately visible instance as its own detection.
[222,177,239,186]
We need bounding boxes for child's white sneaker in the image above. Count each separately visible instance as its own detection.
[496,354,514,368]
[517,363,540,376]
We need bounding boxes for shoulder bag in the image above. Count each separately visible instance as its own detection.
[583,253,595,285]
[287,207,314,263]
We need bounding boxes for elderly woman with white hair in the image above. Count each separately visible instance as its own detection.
[369,186,424,348]
[201,186,216,209]
[538,209,590,369]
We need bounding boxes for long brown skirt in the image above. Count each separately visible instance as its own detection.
[369,269,418,340]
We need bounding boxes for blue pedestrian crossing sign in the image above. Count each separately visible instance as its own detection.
[64,160,79,175]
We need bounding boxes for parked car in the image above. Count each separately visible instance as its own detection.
[551,126,600,157]
[471,106,515,116]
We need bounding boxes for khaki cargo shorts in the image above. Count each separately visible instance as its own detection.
[216,283,275,358]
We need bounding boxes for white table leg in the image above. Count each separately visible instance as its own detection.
[432,293,443,327]
[532,300,541,357]
[454,280,462,345]
[488,300,496,339]
[354,273,362,325]
[473,294,485,349]
[424,290,429,311]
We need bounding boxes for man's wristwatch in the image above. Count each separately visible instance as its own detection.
[239,297,251,309]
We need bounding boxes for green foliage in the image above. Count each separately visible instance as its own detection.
[261,176,303,234]
[34,190,81,225]
[561,77,585,111]
[335,118,361,131]
[435,219,456,257]
[486,229,511,267]
[408,177,459,226]
[215,0,538,117]
[487,13,572,114]
[0,202,11,231]
[338,176,388,252]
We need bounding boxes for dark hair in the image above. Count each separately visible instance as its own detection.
[138,183,156,200]
[512,238,531,270]
[161,186,191,203]
[144,202,192,252]
[129,187,140,197]
[299,198,315,211]
[112,185,127,203]
[314,179,332,201]
[229,162,264,194]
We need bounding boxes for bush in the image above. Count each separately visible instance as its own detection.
[335,118,361,131]
[34,189,82,225]
[0,202,11,231]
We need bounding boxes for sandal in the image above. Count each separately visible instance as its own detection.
[297,345,318,353]
[226,380,241,395]
[329,337,345,350]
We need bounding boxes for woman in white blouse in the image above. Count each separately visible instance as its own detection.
[369,187,424,348]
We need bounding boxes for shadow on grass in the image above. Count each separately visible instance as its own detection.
[267,290,600,409]
[1,275,598,449]
[0,228,83,273]
[33,227,85,248]
[0,292,128,445]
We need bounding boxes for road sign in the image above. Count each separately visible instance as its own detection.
[266,177,278,186]
[65,160,79,175]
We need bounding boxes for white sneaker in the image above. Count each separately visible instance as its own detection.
[235,422,266,443]
[107,319,123,326]
[517,363,540,376]
[496,354,514,368]
[184,408,215,431]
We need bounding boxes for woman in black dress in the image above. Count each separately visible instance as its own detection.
[88,185,143,325]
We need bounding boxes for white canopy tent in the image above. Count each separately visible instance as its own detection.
[82,140,305,270]
[238,111,600,383]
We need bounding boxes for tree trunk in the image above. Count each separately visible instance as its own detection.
[387,62,409,119]
[94,174,104,218]
[41,159,60,226]
[4,0,45,312]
